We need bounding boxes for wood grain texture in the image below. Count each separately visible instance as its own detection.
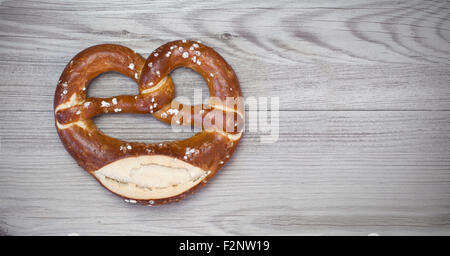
[1,0,450,235]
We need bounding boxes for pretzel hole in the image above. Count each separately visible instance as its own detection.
[170,67,209,105]
[93,114,196,144]
[87,71,138,98]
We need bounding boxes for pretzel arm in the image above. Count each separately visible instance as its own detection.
[55,74,175,125]
[55,95,141,124]
[153,101,244,133]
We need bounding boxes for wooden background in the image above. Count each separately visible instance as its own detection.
[1,0,449,235]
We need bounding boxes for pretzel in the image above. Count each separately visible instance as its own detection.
[54,40,243,205]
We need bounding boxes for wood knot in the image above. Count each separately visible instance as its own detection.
[220,32,234,41]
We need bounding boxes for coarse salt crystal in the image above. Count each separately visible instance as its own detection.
[101,101,110,107]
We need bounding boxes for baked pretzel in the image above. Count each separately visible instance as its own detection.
[54,40,243,205]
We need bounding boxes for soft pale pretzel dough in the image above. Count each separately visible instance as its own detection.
[94,155,207,200]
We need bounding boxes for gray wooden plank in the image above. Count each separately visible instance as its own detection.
[1,111,450,235]
[1,0,450,235]
[1,62,450,111]
[0,0,449,110]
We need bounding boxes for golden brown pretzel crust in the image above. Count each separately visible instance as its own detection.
[54,41,243,205]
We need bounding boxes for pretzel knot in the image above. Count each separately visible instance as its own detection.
[54,40,243,205]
